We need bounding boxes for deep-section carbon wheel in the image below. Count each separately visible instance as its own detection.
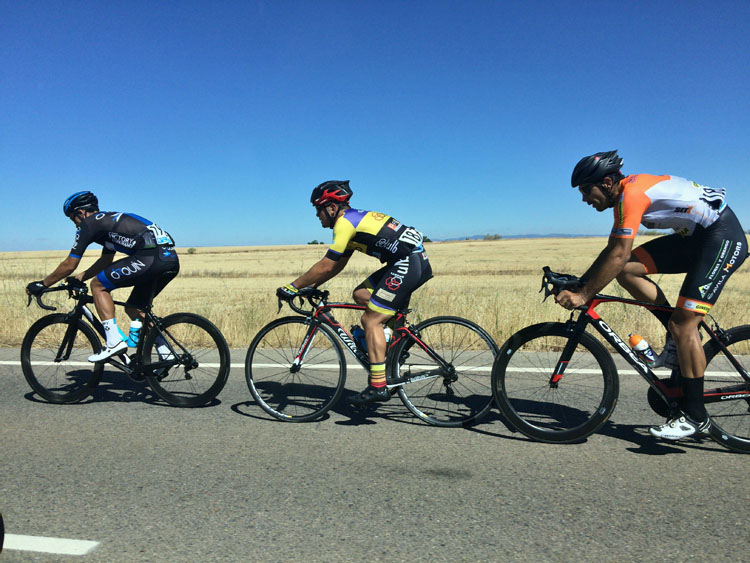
[20,314,103,403]
[703,325,750,453]
[143,313,230,407]
[492,322,618,443]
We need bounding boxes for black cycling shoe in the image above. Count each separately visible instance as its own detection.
[349,385,391,406]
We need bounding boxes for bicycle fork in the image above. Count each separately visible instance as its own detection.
[548,315,590,387]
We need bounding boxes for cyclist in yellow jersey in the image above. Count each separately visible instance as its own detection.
[556,150,747,441]
[276,181,433,405]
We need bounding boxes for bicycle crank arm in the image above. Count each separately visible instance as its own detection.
[388,369,444,388]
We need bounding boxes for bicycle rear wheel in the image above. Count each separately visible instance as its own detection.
[703,325,750,453]
[492,322,618,443]
[389,316,498,427]
[143,313,230,407]
[245,317,346,422]
[20,314,103,403]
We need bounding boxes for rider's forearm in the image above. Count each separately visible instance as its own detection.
[42,257,80,287]
[293,257,346,289]
[580,246,629,300]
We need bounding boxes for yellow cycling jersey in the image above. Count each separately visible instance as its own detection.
[325,208,424,264]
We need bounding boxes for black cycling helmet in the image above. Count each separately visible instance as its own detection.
[310,180,353,207]
[571,150,624,187]
[63,191,99,217]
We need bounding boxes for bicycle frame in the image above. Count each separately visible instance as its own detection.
[288,296,453,385]
[49,289,178,378]
[560,293,750,408]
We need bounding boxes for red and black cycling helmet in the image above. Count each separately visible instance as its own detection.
[63,191,99,217]
[310,180,353,207]
[571,150,623,187]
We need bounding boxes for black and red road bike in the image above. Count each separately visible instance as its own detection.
[245,288,498,426]
[491,267,750,453]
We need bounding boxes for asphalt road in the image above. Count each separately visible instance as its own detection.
[1,348,748,562]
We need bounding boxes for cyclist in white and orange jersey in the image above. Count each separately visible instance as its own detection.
[555,150,748,441]
[276,181,433,406]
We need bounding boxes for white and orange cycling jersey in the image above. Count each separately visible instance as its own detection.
[611,174,726,239]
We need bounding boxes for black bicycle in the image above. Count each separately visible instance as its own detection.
[22,278,230,407]
[491,267,750,453]
[245,288,499,426]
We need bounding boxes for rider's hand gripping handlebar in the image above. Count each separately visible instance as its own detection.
[26,277,89,311]
[539,266,587,302]
[277,287,330,315]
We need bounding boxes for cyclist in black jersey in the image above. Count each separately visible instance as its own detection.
[276,181,433,405]
[26,191,180,362]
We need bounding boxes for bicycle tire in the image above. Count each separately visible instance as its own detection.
[143,313,230,407]
[702,325,750,453]
[20,314,103,403]
[389,316,498,427]
[245,317,346,422]
[492,322,619,443]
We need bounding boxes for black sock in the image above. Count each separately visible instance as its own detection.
[681,377,707,422]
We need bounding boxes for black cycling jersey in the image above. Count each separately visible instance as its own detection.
[70,212,175,258]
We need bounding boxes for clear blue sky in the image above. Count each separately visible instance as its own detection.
[2,1,749,251]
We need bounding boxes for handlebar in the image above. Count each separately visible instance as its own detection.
[539,266,587,302]
[27,277,89,311]
[279,287,330,315]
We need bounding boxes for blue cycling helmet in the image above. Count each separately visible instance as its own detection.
[63,191,99,217]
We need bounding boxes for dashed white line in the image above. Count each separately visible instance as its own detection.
[4,533,99,555]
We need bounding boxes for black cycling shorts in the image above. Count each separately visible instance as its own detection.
[632,206,747,314]
[364,250,433,315]
[96,247,180,309]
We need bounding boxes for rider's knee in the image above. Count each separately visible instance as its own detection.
[90,276,106,292]
[352,287,371,306]
[668,311,701,341]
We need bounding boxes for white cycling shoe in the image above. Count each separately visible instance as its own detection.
[649,415,711,441]
[88,340,128,363]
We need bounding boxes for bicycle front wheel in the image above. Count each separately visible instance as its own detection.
[703,325,750,453]
[143,313,230,407]
[390,316,498,427]
[246,317,346,422]
[492,322,618,443]
[20,314,103,403]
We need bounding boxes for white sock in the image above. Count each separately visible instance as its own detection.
[102,318,124,348]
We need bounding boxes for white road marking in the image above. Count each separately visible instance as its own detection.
[1,361,740,377]
[4,533,99,555]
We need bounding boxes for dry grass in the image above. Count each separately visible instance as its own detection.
[2,237,749,350]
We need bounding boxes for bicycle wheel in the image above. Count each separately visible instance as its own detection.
[389,316,498,427]
[703,325,750,453]
[20,314,103,403]
[143,313,230,407]
[492,322,619,443]
[245,317,346,422]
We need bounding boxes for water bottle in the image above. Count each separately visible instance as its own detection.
[351,326,367,353]
[384,326,392,343]
[127,319,142,348]
[629,334,657,367]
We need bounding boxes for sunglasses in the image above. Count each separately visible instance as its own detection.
[579,183,597,196]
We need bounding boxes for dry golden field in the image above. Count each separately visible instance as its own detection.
[2,236,749,350]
